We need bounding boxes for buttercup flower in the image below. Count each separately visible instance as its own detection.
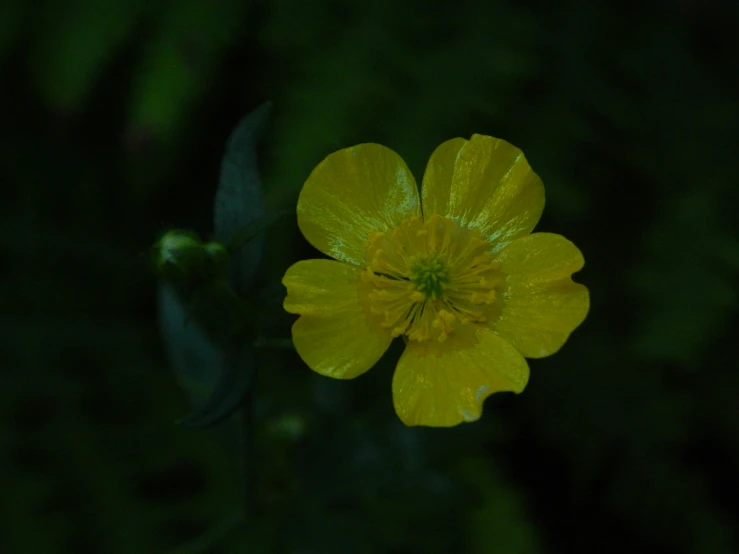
[283,135,589,427]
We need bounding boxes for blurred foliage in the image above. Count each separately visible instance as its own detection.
[2,0,738,553]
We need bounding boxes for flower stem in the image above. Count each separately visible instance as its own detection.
[240,354,259,520]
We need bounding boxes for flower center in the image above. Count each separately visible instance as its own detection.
[361,214,502,343]
[409,255,449,300]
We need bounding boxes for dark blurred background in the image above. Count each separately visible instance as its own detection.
[2,0,738,553]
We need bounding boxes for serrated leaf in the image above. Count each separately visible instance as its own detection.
[214,102,272,294]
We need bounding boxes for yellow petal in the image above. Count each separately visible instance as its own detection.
[420,137,468,216]
[283,259,363,317]
[392,328,529,427]
[421,134,544,253]
[493,233,589,358]
[297,144,421,265]
[283,259,392,378]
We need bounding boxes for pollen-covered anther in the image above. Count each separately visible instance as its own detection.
[470,289,496,305]
[439,309,456,325]
[431,309,457,342]
[369,289,392,301]
[391,326,406,337]
[408,327,431,342]
[410,291,424,302]
[482,290,496,303]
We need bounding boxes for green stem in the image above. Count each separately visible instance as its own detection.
[240,354,259,520]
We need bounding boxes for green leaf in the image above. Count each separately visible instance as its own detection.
[156,105,272,431]
[158,284,222,408]
[176,339,255,429]
[214,101,273,293]
[226,211,290,255]
[158,284,255,429]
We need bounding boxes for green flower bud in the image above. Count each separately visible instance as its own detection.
[203,241,229,273]
[153,230,229,285]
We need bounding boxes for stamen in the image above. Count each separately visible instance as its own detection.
[361,215,502,343]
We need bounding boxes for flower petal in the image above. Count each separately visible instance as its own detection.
[392,328,530,427]
[298,144,421,265]
[420,137,467,216]
[421,134,544,252]
[283,259,393,378]
[283,259,362,317]
[493,233,589,358]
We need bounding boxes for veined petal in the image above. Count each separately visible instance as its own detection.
[298,144,421,265]
[420,137,468,217]
[421,134,544,253]
[283,259,363,317]
[493,233,589,358]
[392,328,530,427]
[283,259,392,379]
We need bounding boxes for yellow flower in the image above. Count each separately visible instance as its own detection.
[282,134,589,427]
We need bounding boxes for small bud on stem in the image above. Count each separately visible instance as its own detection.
[152,229,255,345]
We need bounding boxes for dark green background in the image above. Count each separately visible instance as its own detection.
[2,1,738,553]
